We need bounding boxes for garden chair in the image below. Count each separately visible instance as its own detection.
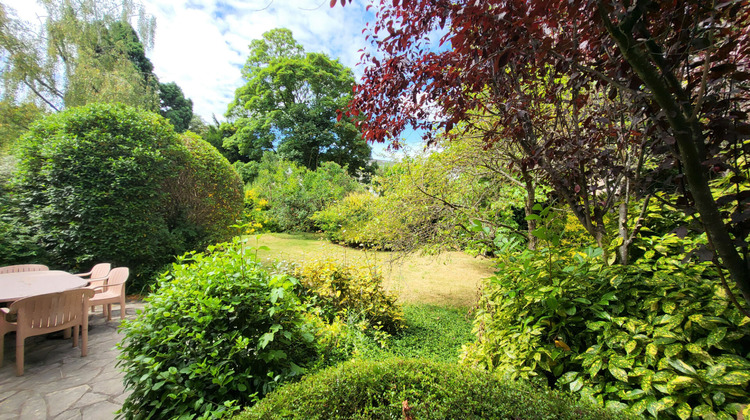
[87,267,129,321]
[0,288,94,376]
[75,263,111,287]
[78,263,111,312]
[0,264,49,274]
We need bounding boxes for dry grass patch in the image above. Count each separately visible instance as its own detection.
[250,233,494,307]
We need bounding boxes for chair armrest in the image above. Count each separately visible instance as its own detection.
[86,276,108,287]
[74,271,92,278]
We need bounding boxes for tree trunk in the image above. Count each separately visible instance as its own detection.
[600,5,750,307]
[520,167,538,250]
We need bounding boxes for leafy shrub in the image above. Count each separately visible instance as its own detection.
[250,154,362,232]
[238,358,627,420]
[14,103,186,286]
[163,131,244,248]
[11,103,243,290]
[461,235,750,419]
[0,155,45,265]
[311,191,381,247]
[293,258,405,334]
[238,188,274,234]
[117,238,318,419]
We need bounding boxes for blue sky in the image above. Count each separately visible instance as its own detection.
[5,0,425,158]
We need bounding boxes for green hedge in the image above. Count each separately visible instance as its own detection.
[238,358,627,419]
[11,103,243,289]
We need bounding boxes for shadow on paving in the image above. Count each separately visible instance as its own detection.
[0,300,145,420]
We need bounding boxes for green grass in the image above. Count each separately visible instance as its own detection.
[250,233,494,307]
[364,305,475,363]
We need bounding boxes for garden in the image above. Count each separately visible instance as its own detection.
[1,0,750,419]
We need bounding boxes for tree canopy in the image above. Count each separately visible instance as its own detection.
[336,0,750,308]
[226,28,374,177]
[0,0,157,111]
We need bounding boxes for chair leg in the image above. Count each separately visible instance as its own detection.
[0,331,4,368]
[63,328,71,339]
[15,336,24,376]
[72,325,79,348]
[120,296,126,320]
[106,304,112,322]
[81,311,89,357]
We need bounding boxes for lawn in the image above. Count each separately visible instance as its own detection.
[249,233,495,308]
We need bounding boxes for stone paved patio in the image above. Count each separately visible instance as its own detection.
[0,301,145,419]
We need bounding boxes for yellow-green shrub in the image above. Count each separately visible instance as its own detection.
[293,258,404,334]
[311,191,381,247]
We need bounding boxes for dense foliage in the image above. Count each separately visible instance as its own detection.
[238,358,626,420]
[11,103,241,289]
[0,0,157,112]
[249,154,363,232]
[461,235,750,419]
[310,191,379,247]
[164,132,244,249]
[118,239,318,419]
[335,0,750,309]
[293,258,404,335]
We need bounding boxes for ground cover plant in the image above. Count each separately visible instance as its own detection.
[361,305,475,363]
[237,358,629,420]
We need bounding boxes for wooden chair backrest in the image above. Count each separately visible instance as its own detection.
[0,264,49,274]
[9,288,95,335]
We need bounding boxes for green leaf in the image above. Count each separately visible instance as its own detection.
[620,389,646,400]
[675,402,691,420]
[666,376,698,393]
[557,371,579,384]
[707,327,727,347]
[719,370,750,385]
[664,343,683,358]
[668,359,697,375]
[589,359,603,378]
[715,355,750,369]
[625,340,638,355]
[712,391,726,406]
[570,378,584,392]
[628,397,652,415]
[258,332,274,349]
[608,365,629,382]
[692,404,712,417]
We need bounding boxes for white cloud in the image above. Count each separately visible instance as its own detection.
[2,0,422,157]
[3,0,372,122]
[142,0,372,121]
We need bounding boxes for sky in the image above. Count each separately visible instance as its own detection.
[4,0,423,158]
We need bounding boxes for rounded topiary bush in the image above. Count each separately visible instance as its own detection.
[164,131,244,248]
[117,238,318,419]
[238,358,627,420]
[14,103,186,285]
[12,103,243,289]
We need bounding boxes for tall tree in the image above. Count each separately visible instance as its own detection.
[159,82,193,133]
[336,1,750,307]
[0,0,157,111]
[226,28,374,176]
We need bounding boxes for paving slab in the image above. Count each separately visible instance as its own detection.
[0,301,144,419]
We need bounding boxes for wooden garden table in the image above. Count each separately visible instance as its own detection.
[0,270,88,303]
